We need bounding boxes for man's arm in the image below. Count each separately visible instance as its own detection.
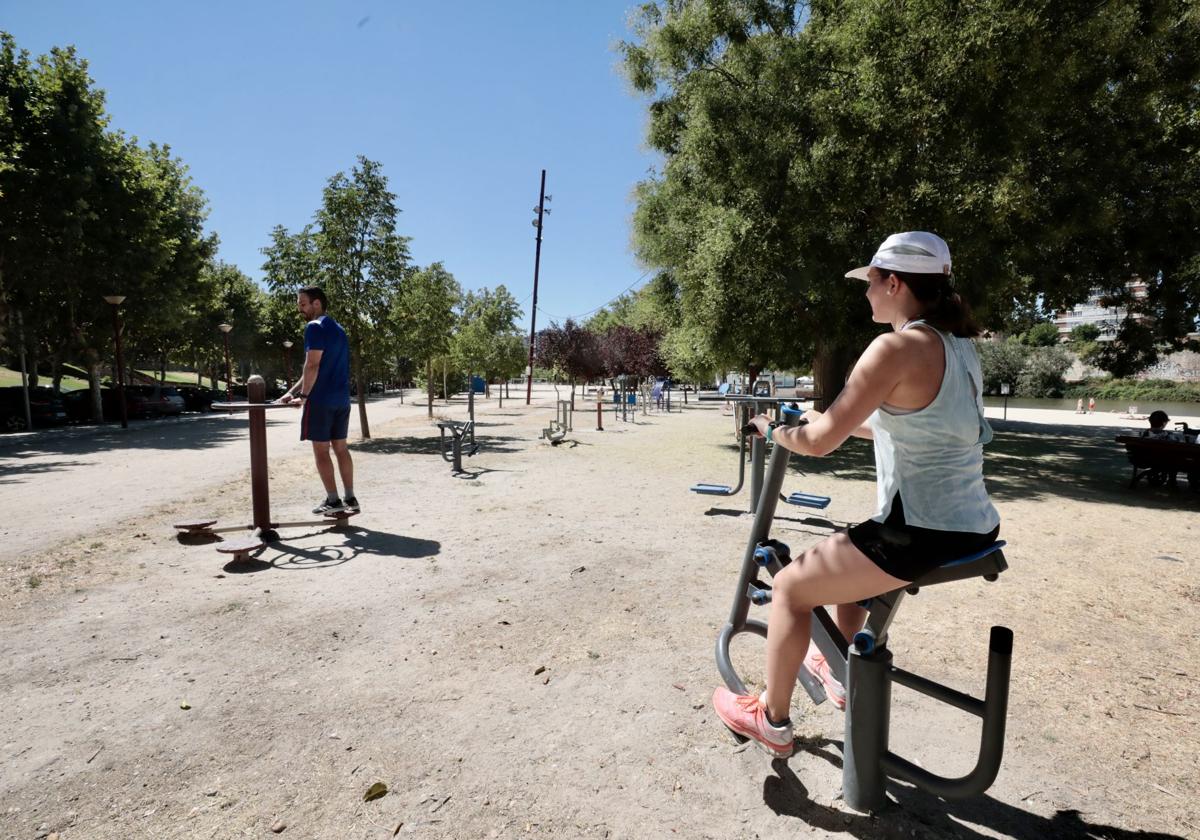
[279,349,323,403]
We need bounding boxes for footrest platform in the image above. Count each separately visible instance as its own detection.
[216,536,265,563]
[691,483,732,495]
[785,492,831,509]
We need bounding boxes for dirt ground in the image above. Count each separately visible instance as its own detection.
[1,385,1197,840]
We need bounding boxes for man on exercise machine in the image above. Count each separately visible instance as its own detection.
[277,286,359,515]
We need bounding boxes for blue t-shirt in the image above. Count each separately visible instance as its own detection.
[304,315,350,406]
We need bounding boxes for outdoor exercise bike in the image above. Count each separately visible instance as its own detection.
[173,375,357,563]
[716,405,1013,813]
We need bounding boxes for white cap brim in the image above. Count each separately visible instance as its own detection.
[844,266,871,281]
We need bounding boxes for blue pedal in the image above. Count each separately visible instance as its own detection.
[785,492,831,509]
[691,483,732,495]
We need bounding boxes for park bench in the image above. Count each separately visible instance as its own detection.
[1114,434,1200,489]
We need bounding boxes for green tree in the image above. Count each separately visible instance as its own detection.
[0,34,215,417]
[1018,345,1073,397]
[392,262,461,418]
[312,157,411,438]
[621,1,1200,407]
[1020,322,1063,347]
[976,339,1029,395]
[1068,322,1103,370]
[451,285,524,398]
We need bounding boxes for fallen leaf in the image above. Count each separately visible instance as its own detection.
[672,683,686,691]
[534,665,546,676]
[392,823,403,837]
[179,701,191,710]
[363,782,388,802]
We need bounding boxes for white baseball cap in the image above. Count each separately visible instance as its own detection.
[845,231,952,281]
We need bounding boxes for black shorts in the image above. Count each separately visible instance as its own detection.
[846,493,1000,583]
[301,402,351,442]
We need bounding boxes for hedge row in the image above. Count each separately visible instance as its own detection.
[1062,378,1200,403]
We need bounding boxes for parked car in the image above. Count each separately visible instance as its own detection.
[62,387,96,423]
[100,386,157,420]
[156,387,185,416]
[0,385,68,432]
[174,385,219,412]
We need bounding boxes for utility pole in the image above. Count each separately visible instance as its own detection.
[525,169,550,405]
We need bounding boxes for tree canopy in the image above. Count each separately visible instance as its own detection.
[621,1,1200,402]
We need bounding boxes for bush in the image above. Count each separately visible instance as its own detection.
[976,339,1029,394]
[1017,346,1072,397]
[1063,378,1200,403]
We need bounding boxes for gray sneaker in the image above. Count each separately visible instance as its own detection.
[343,496,360,513]
[312,498,344,515]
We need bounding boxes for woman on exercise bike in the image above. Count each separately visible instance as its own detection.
[713,231,1000,758]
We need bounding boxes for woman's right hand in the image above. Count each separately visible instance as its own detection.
[747,414,772,438]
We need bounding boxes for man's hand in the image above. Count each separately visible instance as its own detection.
[748,414,771,438]
[277,393,301,405]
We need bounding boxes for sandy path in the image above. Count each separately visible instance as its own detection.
[0,393,425,558]
[1,388,1197,839]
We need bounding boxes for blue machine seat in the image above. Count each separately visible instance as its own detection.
[784,492,831,509]
[691,483,732,495]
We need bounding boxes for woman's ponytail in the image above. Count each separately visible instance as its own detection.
[891,271,981,338]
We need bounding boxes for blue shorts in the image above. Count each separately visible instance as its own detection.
[301,402,351,442]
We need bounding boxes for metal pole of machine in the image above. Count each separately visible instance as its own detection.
[525,169,547,405]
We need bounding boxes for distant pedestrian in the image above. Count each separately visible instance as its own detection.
[277,286,359,515]
[1088,396,1096,413]
[1075,398,1085,414]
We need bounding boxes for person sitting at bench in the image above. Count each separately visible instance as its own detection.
[1141,410,1187,443]
[712,232,1001,757]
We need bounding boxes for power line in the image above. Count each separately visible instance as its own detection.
[534,270,653,323]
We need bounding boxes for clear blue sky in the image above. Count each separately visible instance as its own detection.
[3,0,659,326]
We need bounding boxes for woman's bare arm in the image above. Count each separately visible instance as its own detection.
[759,333,905,455]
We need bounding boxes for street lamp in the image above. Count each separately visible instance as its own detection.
[282,340,294,390]
[103,295,128,429]
[218,323,233,402]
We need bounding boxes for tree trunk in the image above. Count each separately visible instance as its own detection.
[427,359,434,418]
[160,350,167,386]
[27,339,40,388]
[570,378,576,412]
[354,357,371,439]
[498,378,503,408]
[442,359,448,403]
[50,342,67,392]
[812,342,855,411]
[86,350,104,423]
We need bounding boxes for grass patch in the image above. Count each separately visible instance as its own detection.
[0,367,89,390]
[217,601,246,614]
[26,574,42,589]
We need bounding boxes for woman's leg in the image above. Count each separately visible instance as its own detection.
[763,532,908,722]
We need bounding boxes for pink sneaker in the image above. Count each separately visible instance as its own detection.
[803,649,846,710]
[712,687,793,758]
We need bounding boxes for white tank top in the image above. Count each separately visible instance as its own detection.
[867,320,1000,533]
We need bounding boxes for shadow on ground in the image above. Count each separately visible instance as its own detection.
[224,525,441,574]
[349,433,526,457]
[760,740,1186,840]
[0,414,255,480]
